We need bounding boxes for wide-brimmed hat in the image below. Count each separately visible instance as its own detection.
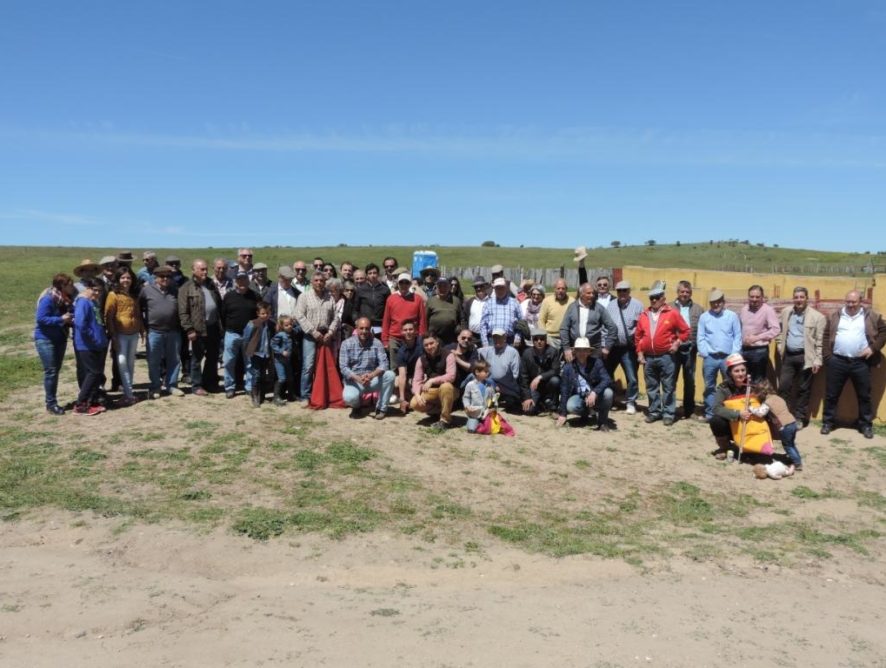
[572,337,593,350]
[709,288,725,302]
[490,264,504,275]
[116,251,134,263]
[420,266,440,279]
[99,255,117,266]
[574,246,588,262]
[153,265,175,277]
[73,259,100,278]
[615,280,631,291]
[472,275,488,287]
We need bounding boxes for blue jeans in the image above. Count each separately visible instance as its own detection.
[273,356,289,382]
[223,330,247,392]
[779,422,801,467]
[605,345,638,404]
[702,355,729,418]
[247,355,267,392]
[35,338,66,408]
[342,369,396,410]
[300,335,318,399]
[564,388,613,422]
[147,329,181,392]
[644,353,677,419]
[115,332,139,399]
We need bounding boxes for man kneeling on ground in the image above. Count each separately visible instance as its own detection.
[410,333,457,429]
[556,337,614,431]
[339,317,396,420]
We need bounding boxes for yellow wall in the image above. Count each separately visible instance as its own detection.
[610,267,886,424]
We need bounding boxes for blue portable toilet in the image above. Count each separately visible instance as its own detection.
[412,250,438,279]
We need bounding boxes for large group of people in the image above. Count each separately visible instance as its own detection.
[34,248,886,470]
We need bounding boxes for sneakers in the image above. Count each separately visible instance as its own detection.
[73,404,103,416]
[644,414,661,424]
[46,405,65,416]
[625,403,636,415]
[149,391,161,400]
[369,408,387,420]
[429,420,451,431]
[167,387,185,397]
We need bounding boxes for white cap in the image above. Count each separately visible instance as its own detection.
[491,328,507,337]
[492,277,507,287]
[397,272,412,283]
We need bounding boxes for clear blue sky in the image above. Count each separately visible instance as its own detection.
[1,1,884,252]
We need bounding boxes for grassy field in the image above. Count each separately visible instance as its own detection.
[0,242,881,328]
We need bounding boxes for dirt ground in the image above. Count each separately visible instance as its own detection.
[2,361,885,667]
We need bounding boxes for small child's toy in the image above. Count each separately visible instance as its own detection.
[752,461,796,480]
[476,391,515,436]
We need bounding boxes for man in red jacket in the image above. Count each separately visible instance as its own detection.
[635,281,690,426]
[382,272,428,368]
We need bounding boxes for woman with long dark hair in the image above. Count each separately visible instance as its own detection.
[104,265,144,405]
[34,272,75,414]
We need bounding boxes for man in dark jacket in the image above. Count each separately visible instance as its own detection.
[672,280,705,419]
[520,326,561,415]
[556,337,614,431]
[353,263,391,334]
[178,258,222,395]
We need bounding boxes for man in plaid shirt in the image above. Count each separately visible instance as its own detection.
[480,278,522,347]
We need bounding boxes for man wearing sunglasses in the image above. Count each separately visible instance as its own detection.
[226,248,255,282]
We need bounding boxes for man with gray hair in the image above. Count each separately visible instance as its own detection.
[776,286,825,428]
[295,270,340,401]
[178,258,222,395]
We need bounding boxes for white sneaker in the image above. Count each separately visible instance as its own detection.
[389,394,400,406]
[167,387,185,397]
[626,403,636,415]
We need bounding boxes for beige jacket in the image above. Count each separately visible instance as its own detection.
[776,305,825,370]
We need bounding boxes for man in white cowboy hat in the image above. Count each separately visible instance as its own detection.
[556,337,614,431]
[635,280,690,426]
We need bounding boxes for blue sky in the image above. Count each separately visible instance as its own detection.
[1,1,884,252]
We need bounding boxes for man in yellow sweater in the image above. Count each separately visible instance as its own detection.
[538,279,574,350]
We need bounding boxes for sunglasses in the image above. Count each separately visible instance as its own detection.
[240,254,253,258]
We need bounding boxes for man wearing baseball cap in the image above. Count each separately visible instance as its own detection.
[479,277,521,347]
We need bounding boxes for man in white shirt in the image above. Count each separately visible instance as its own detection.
[821,290,886,439]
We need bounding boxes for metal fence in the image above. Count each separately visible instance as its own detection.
[441,266,612,288]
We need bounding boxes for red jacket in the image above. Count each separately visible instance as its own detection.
[635,304,690,355]
[382,292,427,345]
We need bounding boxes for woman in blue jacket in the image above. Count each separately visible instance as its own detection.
[72,278,109,416]
[34,273,75,414]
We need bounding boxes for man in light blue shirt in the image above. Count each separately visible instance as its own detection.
[696,289,742,420]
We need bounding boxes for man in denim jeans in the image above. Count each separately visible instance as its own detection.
[221,272,259,399]
[697,289,742,421]
[139,265,182,399]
